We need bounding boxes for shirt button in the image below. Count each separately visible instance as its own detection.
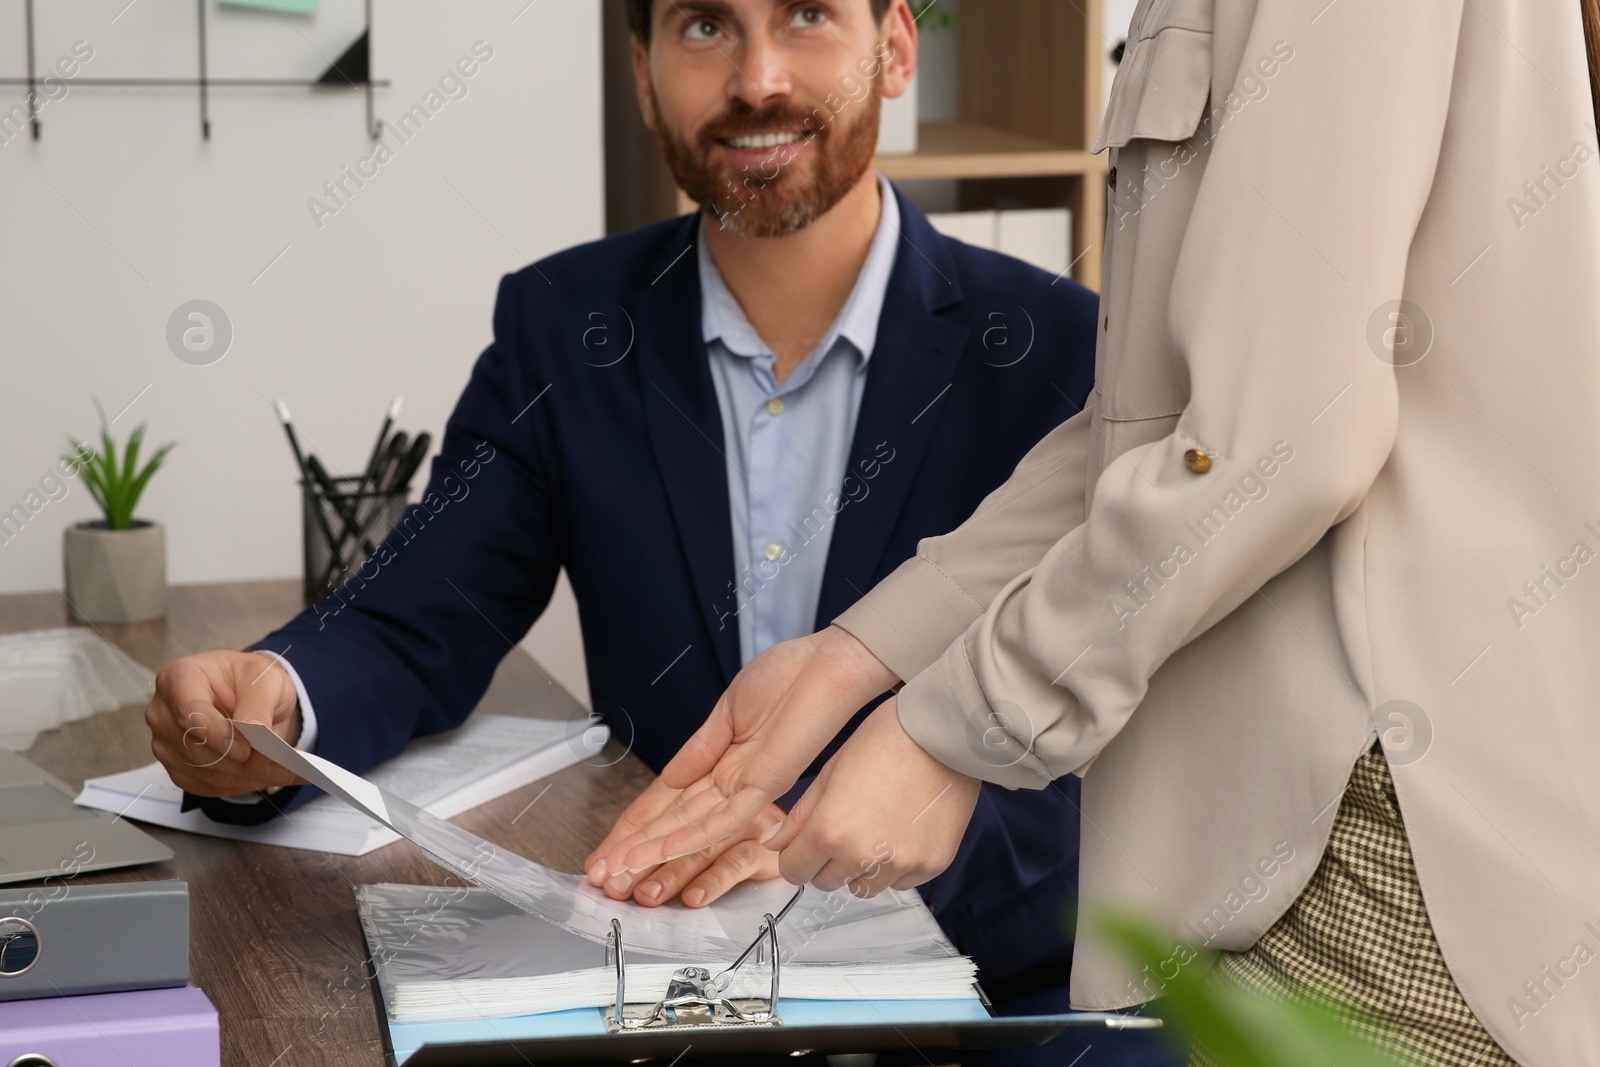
[764,542,783,562]
[765,398,785,416]
[1184,449,1213,474]
[1108,165,1117,190]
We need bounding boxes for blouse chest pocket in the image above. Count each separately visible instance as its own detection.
[1093,0,1216,152]
[1089,0,1216,428]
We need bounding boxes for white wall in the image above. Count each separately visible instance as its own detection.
[0,0,596,702]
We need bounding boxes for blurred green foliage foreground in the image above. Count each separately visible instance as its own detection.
[1092,908,1410,1067]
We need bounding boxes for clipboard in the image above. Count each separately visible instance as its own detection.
[373,888,1161,1065]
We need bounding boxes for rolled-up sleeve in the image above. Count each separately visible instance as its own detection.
[834,410,1093,684]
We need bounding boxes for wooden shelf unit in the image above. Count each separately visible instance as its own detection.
[877,120,1105,180]
[602,0,1109,289]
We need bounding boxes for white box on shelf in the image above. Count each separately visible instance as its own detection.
[876,71,919,156]
[926,210,999,250]
[997,208,1074,278]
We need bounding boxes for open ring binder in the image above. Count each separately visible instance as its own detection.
[602,887,804,1033]
[372,873,1165,1065]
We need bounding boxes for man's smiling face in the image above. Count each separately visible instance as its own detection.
[634,0,911,237]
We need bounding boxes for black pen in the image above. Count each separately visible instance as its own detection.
[373,431,410,494]
[360,396,403,495]
[387,432,432,492]
[275,400,347,569]
[307,454,378,558]
[273,399,311,481]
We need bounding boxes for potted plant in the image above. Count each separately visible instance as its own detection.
[61,404,176,624]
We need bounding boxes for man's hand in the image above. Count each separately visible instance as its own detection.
[585,781,783,907]
[598,625,898,878]
[145,651,307,796]
[768,697,981,897]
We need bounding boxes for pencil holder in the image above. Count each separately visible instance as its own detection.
[301,476,409,606]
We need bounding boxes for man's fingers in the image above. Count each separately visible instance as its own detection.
[635,803,784,906]
[632,851,714,907]
[679,840,782,908]
[156,659,241,765]
[230,656,288,734]
[175,699,249,769]
[151,731,272,797]
[151,735,227,795]
[601,860,664,900]
[237,750,306,790]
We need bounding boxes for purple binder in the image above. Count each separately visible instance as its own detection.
[0,984,219,1066]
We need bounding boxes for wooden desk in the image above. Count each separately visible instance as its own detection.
[5,580,654,1067]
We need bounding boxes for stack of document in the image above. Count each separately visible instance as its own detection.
[358,881,979,1023]
[74,714,606,855]
[0,628,154,750]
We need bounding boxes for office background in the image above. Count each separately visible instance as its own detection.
[0,0,1138,706]
[0,1,602,699]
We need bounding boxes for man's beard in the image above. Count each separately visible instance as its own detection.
[653,84,881,239]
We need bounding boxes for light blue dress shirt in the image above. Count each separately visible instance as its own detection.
[701,173,901,664]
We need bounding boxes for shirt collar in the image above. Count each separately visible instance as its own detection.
[698,172,901,366]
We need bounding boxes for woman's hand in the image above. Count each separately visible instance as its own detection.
[585,784,784,907]
[598,625,898,877]
[767,697,981,896]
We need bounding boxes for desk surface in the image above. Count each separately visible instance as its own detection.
[6,579,655,1067]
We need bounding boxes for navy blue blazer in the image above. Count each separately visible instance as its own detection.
[199,187,1099,985]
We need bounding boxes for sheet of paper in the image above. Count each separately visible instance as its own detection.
[77,715,605,857]
[235,721,744,956]
[239,720,391,823]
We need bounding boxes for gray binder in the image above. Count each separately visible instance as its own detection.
[0,879,189,1000]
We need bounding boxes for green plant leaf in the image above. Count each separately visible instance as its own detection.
[64,437,109,519]
[121,423,145,497]
[1087,907,1409,1067]
[124,440,176,521]
[65,404,175,529]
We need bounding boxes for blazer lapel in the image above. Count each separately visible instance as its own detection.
[815,191,970,628]
[631,219,743,684]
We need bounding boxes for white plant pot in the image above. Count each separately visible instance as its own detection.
[63,520,167,624]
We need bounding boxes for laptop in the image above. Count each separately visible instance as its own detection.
[0,750,172,884]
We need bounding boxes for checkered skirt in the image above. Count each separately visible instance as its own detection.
[1188,744,1518,1067]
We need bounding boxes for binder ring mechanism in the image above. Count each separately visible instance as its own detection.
[603,886,805,1034]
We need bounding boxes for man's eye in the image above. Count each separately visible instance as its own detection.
[687,19,722,40]
[791,6,826,27]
